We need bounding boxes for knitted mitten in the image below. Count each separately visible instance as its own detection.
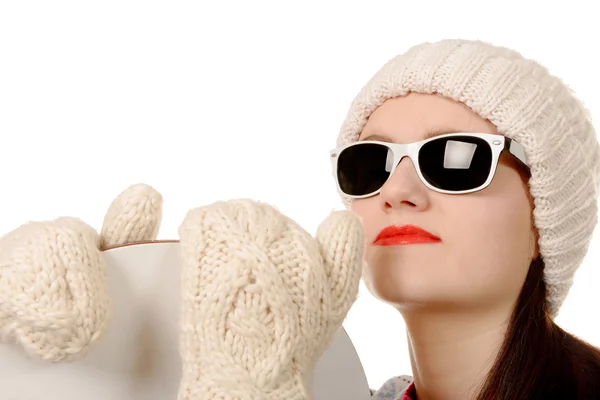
[177,199,364,400]
[0,183,163,362]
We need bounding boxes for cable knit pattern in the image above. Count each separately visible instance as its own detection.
[336,39,600,318]
[0,217,106,362]
[0,183,163,362]
[177,199,364,400]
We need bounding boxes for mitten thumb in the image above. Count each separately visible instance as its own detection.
[315,210,364,334]
[100,183,162,249]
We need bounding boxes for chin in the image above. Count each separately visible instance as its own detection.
[364,270,468,310]
[364,275,425,307]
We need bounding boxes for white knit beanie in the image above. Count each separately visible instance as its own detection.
[337,39,600,319]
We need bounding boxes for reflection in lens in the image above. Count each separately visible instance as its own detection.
[419,136,492,191]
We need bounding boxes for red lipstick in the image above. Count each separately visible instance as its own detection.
[374,225,441,246]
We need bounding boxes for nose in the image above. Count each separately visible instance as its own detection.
[378,156,430,212]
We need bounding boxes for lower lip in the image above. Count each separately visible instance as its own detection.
[374,235,441,246]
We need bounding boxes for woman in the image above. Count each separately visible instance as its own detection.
[330,39,600,399]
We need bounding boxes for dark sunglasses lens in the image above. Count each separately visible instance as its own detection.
[418,136,492,191]
[337,143,392,196]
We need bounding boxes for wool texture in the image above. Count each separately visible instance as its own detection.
[0,183,163,362]
[177,199,364,400]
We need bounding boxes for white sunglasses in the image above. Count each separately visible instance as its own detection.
[330,132,528,199]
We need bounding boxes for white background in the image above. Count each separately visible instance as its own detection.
[1,0,599,391]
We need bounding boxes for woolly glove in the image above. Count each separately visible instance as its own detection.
[177,199,364,400]
[0,183,163,362]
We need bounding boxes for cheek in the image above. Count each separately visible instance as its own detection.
[445,196,533,301]
[349,199,397,295]
[349,198,379,243]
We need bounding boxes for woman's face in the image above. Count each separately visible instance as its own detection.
[350,93,539,314]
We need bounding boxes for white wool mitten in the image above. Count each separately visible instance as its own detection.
[0,183,163,362]
[177,199,364,400]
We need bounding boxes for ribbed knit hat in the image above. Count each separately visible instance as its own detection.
[337,39,600,319]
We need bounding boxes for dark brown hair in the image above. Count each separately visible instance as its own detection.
[476,156,600,399]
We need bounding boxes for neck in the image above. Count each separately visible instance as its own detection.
[401,305,512,400]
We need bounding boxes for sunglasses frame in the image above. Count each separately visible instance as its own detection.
[330,132,528,199]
